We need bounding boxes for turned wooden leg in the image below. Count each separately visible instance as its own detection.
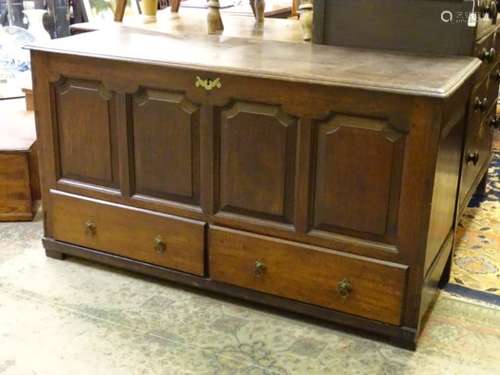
[45,249,66,260]
[299,2,314,41]
[250,0,256,17]
[171,0,181,13]
[207,0,224,34]
[255,0,265,23]
[114,0,127,22]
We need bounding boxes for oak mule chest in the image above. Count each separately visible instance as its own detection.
[29,25,490,349]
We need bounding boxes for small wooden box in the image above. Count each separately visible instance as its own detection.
[0,99,39,221]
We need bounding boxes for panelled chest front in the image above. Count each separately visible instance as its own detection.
[30,29,480,349]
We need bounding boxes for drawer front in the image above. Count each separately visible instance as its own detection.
[474,31,496,79]
[461,105,495,208]
[50,192,205,275]
[487,63,500,104]
[468,76,489,132]
[209,226,407,325]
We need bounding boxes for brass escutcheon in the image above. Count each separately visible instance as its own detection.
[254,260,267,277]
[84,221,96,236]
[154,236,167,254]
[195,76,222,91]
[336,278,353,299]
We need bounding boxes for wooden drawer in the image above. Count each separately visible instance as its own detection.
[209,226,408,325]
[487,63,500,104]
[469,75,490,132]
[460,104,495,209]
[474,31,496,79]
[50,192,205,275]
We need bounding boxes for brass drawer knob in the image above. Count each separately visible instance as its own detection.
[195,76,222,91]
[254,260,267,278]
[479,47,496,63]
[154,236,167,254]
[336,278,353,299]
[466,151,480,165]
[474,97,488,113]
[84,221,96,236]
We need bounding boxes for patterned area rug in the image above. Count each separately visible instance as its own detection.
[448,148,500,305]
[1,215,500,373]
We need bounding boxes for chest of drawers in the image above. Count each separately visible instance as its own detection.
[30,27,481,349]
[313,0,500,219]
[458,27,500,215]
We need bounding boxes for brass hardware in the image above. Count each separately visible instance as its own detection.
[84,221,97,236]
[254,260,267,277]
[474,97,488,112]
[154,236,167,254]
[488,47,497,62]
[336,278,353,299]
[479,47,496,63]
[195,76,222,91]
[466,151,480,165]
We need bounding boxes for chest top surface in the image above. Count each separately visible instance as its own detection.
[28,26,481,98]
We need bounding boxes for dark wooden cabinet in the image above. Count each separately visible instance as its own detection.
[30,27,482,349]
[313,0,499,223]
[314,0,499,55]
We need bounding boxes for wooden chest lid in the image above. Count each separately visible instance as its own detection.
[27,26,481,98]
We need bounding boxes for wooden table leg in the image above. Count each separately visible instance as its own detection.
[114,0,127,22]
[207,0,224,34]
[255,0,265,23]
[299,2,313,41]
[171,0,181,12]
[249,0,256,16]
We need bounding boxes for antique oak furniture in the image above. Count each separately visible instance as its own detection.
[313,0,500,228]
[29,25,483,349]
[0,98,39,221]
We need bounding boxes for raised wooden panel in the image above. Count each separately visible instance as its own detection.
[217,102,297,222]
[313,115,405,239]
[53,78,119,188]
[132,89,200,204]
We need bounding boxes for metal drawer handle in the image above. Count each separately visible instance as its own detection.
[195,76,222,91]
[336,278,353,299]
[254,260,267,278]
[84,221,96,236]
[154,236,167,255]
[466,151,480,165]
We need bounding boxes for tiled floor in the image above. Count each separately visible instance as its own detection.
[1,215,500,374]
